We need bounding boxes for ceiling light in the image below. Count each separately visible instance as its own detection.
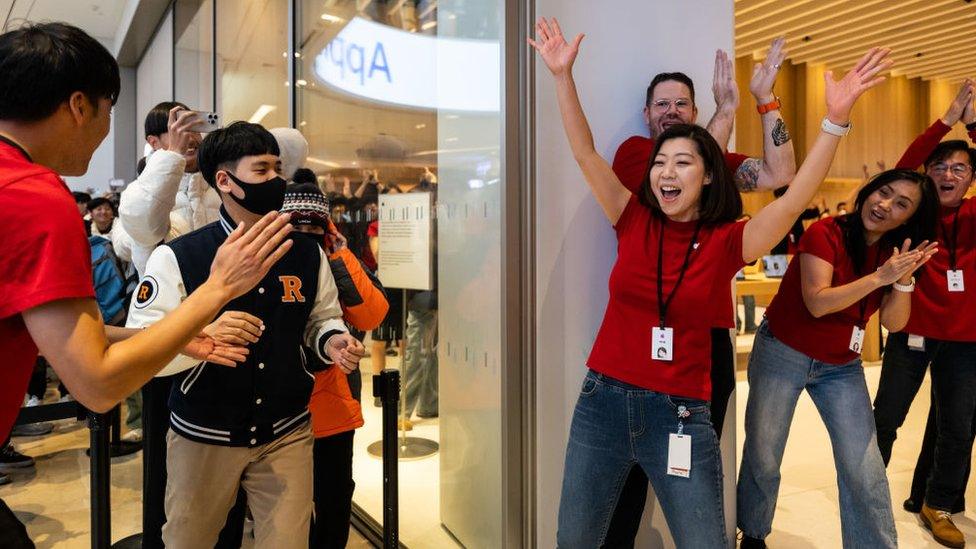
[415,123,427,130]
[296,79,308,87]
[248,105,277,124]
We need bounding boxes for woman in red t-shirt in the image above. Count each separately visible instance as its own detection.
[737,170,938,548]
[530,16,892,547]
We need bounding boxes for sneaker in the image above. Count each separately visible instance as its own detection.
[921,503,965,548]
[0,445,35,472]
[11,422,53,437]
[385,348,398,357]
[740,535,767,548]
[121,428,143,443]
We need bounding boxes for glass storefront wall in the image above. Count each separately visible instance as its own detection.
[172,1,512,546]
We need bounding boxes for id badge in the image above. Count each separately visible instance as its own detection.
[652,327,674,362]
[948,269,965,292]
[849,326,865,354]
[907,334,926,352]
[667,433,691,478]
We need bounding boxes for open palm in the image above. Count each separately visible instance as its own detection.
[750,36,786,101]
[528,17,584,76]
[824,47,892,122]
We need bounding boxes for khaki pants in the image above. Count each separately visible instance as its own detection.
[162,422,313,549]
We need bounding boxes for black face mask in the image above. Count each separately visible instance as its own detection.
[223,171,286,215]
[290,230,325,249]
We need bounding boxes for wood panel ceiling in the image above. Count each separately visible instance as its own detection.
[735,0,976,82]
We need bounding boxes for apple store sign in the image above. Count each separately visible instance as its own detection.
[313,17,500,113]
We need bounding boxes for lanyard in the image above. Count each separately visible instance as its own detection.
[941,208,961,270]
[656,218,703,329]
[857,246,883,327]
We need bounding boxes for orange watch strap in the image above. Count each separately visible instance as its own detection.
[757,98,781,115]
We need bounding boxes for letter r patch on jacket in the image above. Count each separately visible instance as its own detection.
[133,276,159,309]
[279,275,306,303]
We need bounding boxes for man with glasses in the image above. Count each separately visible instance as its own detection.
[873,78,976,548]
[606,38,798,547]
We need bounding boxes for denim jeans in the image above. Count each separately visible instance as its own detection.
[738,321,896,548]
[403,307,437,418]
[557,370,726,548]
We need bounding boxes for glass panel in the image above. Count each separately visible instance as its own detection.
[297,1,505,546]
[216,0,289,129]
[174,0,214,111]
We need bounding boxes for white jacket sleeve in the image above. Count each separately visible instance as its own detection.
[304,247,349,363]
[119,150,186,247]
[124,245,202,377]
[185,174,222,230]
[108,220,133,264]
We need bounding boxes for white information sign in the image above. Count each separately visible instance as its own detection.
[377,192,433,290]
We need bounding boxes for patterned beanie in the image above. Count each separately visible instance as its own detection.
[281,185,330,229]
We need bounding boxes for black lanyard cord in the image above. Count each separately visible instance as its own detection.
[656,218,703,329]
[941,208,961,270]
[858,246,883,326]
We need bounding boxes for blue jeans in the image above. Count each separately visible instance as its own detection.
[557,370,727,548]
[738,321,896,548]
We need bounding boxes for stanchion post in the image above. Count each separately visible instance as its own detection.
[373,368,400,549]
[88,412,111,549]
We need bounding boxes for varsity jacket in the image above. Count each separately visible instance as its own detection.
[125,207,347,447]
[118,149,221,275]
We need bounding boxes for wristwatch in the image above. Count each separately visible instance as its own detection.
[821,117,852,137]
[757,97,781,115]
[893,277,915,293]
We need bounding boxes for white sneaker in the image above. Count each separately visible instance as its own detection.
[121,428,143,443]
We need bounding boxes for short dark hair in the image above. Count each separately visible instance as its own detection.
[137,156,147,176]
[838,169,938,274]
[638,124,741,224]
[291,168,317,185]
[86,197,117,215]
[0,23,119,122]
[145,101,189,138]
[646,72,696,107]
[72,191,92,204]
[924,140,976,171]
[197,121,280,188]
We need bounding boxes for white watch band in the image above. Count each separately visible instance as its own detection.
[821,117,852,137]
[893,277,915,293]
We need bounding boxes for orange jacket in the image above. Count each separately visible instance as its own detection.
[309,241,387,438]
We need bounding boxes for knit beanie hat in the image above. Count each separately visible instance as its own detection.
[281,183,330,229]
[269,127,309,181]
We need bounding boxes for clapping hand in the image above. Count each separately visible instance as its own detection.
[875,239,938,286]
[712,49,739,113]
[750,37,787,103]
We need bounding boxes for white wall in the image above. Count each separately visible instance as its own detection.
[533,1,735,546]
[136,8,174,164]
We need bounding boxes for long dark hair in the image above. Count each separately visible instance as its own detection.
[638,124,742,224]
[837,169,938,274]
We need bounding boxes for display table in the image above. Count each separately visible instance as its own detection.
[734,274,881,361]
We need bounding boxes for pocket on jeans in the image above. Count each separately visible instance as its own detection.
[665,395,710,415]
[579,372,600,397]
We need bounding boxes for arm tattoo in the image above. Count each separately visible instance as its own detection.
[734,158,762,192]
[772,118,791,147]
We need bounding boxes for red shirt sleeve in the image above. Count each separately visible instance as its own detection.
[367,221,379,238]
[612,136,652,194]
[796,219,838,265]
[0,177,94,318]
[896,119,952,170]
[723,152,750,175]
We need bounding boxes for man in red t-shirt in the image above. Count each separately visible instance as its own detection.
[0,23,292,545]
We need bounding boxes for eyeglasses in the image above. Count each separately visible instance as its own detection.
[650,99,693,112]
[930,163,973,178]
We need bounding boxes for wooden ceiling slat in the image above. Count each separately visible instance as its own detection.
[806,20,976,69]
[735,0,824,36]
[736,0,883,50]
[735,0,785,19]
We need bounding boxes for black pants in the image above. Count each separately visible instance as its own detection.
[0,497,34,549]
[602,328,736,547]
[311,431,356,548]
[142,376,242,549]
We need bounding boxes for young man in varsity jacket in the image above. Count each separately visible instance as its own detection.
[127,121,365,549]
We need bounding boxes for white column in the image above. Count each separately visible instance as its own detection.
[533,1,736,546]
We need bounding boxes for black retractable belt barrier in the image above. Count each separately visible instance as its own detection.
[373,369,400,549]
[88,412,111,549]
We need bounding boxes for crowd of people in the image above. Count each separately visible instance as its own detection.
[3,12,976,549]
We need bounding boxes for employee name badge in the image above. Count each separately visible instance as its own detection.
[652,327,674,362]
[948,270,965,292]
[849,326,865,354]
[907,333,926,351]
[667,433,691,478]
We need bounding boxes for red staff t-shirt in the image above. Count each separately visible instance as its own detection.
[612,135,751,194]
[0,138,95,440]
[765,216,889,364]
[587,196,747,400]
[904,199,976,341]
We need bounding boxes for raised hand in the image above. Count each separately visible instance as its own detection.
[824,47,893,125]
[527,17,584,77]
[750,37,786,103]
[963,80,976,126]
[942,78,974,127]
[875,239,938,286]
[208,211,294,300]
[712,49,739,113]
[165,106,202,156]
[183,333,249,367]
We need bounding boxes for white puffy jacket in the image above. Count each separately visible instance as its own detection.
[118,150,221,275]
